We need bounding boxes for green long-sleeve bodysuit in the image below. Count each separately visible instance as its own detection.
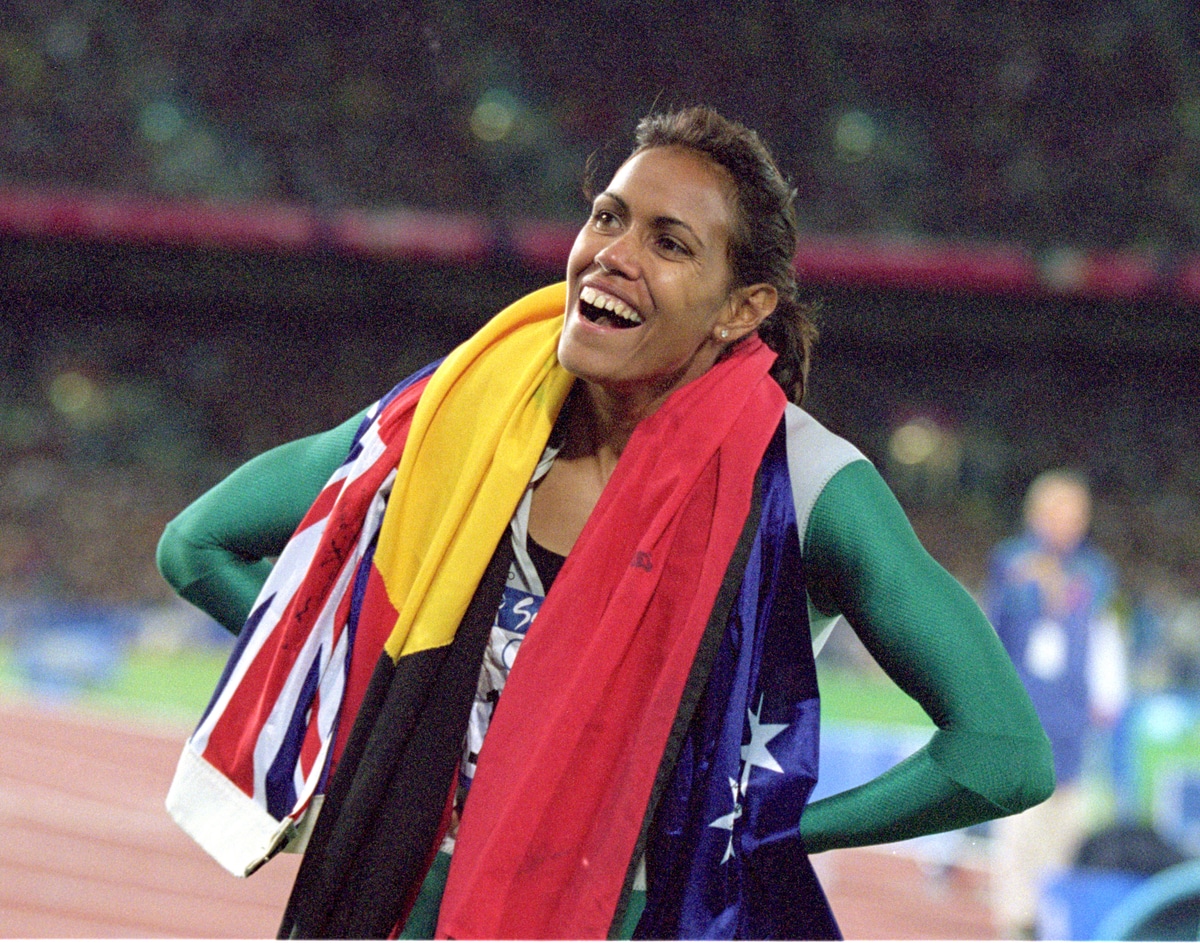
[157,407,1054,931]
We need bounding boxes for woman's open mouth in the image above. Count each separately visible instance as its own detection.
[579,285,644,329]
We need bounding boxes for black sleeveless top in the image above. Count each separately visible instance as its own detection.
[526,533,566,589]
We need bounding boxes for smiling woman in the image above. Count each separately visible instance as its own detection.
[155,106,1054,941]
[560,147,763,410]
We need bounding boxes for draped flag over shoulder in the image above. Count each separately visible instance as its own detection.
[165,283,572,877]
[637,422,841,940]
[434,333,784,939]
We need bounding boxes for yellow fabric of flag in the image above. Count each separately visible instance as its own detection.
[372,281,573,661]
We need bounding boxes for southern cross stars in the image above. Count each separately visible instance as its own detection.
[740,694,787,792]
[709,694,789,863]
[710,778,743,864]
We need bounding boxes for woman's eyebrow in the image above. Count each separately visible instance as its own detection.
[652,214,704,248]
[595,191,627,213]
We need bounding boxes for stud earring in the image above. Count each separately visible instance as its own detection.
[720,328,729,339]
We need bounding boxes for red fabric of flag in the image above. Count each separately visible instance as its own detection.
[437,336,786,940]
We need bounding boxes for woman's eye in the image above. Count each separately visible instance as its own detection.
[658,235,690,255]
[592,209,619,228]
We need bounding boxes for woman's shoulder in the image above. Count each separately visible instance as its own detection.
[782,404,868,472]
[781,404,871,542]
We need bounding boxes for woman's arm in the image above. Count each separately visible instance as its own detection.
[156,411,366,633]
[799,460,1055,853]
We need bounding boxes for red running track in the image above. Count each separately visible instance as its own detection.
[0,697,996,938]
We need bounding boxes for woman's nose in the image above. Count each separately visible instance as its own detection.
[593,232,639,278]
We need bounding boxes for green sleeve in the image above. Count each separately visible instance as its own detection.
[799,460,1055,854]
[155,410,367,633]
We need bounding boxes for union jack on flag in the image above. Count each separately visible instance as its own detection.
[165,363,438,876]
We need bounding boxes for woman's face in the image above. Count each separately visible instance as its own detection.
[558,145,745,407]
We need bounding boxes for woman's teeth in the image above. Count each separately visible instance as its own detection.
[580,285,643,326]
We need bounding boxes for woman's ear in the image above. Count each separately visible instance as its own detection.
[714,283,778,343]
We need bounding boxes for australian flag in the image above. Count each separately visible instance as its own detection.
[638,424,842,940]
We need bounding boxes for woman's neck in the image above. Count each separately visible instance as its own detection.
[558,381,659,477]
[527,384,633,555]
[560,378,680,462]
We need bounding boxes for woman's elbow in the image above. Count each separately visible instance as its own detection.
[156,514,193,593]
[1010,730,1057,814]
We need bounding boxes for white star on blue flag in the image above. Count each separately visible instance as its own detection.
[708,694,789,862]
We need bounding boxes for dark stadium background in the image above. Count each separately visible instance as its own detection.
[1,1,1198,938]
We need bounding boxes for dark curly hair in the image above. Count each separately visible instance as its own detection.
[587,106,819,404]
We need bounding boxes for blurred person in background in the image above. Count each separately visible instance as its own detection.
[986,468,1127,938]
[157,106,1053,940]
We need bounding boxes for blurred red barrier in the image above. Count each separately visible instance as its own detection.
[0,186,316,251]
[329,207,493,262]
[1036,247,1162,299]
[792,235,1040,296]
[1,183,1196,303]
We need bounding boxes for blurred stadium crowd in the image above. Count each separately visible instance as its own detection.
[4,1,1200,250]
[0,1,1198,696]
